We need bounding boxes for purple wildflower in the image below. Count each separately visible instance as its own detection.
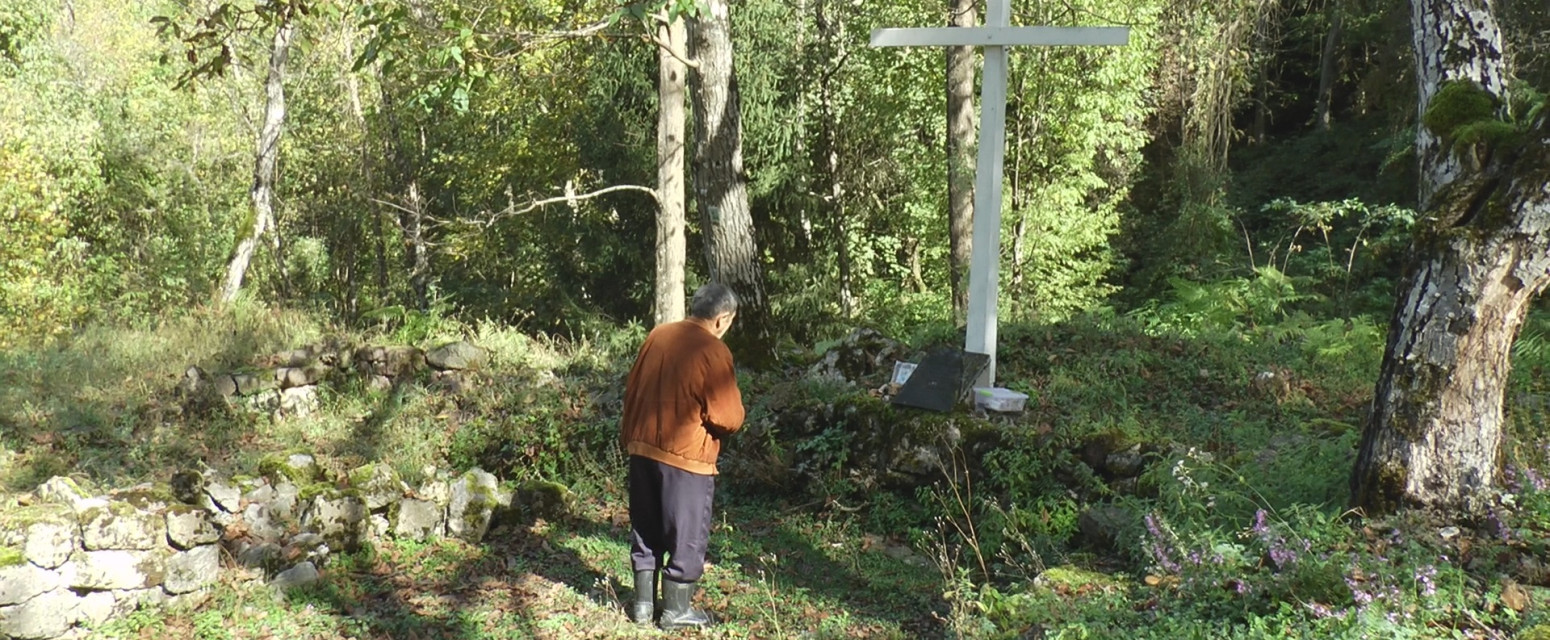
[1415,565,1437,598]
[1144,513,1181,573]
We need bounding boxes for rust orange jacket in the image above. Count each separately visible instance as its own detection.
[620,320,745,475]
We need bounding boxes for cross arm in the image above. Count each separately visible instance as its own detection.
[869,26,1129,48]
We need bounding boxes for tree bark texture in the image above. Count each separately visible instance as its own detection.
[1411,0,1508,210]
[655,17,689,327]
[816,0,854,318]
[946,0,978,323]
[220,14,294,304]
[1351,0,1550,514]
[1315,2,1343,131]
[689,0,773,363]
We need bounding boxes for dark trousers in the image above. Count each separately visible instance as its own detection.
[628,455,716,583]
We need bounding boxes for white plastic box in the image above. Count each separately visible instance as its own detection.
[972,387,1029,413]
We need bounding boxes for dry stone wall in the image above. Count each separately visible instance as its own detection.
[0,477,221,639]
[180,340,488,418]
[0,454,548,640]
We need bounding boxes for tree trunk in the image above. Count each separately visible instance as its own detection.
[689,0,774,364]
[947,0,978,324]
[1315,0,1344,131]
[655,16,689,326]
[816,0,854,318]
[1350,0,1549,515]
[219,14,294,304]
[403,164,429,310]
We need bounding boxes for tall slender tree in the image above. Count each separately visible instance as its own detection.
[946,0,978,322]
[220,4,296,303]
[655,13,689,326]
[1351,0,1550,514]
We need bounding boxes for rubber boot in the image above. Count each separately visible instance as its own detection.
[628,570,657,624]
[657,579,713,630]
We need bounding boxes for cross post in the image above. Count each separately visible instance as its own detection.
[871,1,1127,387]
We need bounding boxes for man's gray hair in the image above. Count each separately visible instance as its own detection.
[689,283,739,319]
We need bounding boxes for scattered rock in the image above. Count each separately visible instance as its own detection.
[392,499,443,541]
[1077,505,1137,551]
[212,374,239,397]
[369,514,390,540]
[270,561,320,590]
[447,470,502,542]
[348,464,403,511]
[426,341,488,371]
[243,481,277,506]
[301,490,366,551]
[278,386,320,418]
[367,375,394,392]
[515,480,572,521]
[235,541,282,570]
[807,329,909,384]
[205,479,242,513]
[1033,566,1124,594]
[169,470,207,506]
[35,477,94,511]
[1105,444,1145,478]
[243,502,288,542]
[259,454,321,486]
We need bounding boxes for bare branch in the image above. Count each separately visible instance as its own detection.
[647,11,699,69]
[460,184,660,229]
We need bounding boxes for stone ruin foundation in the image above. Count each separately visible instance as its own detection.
[0,453,541,639]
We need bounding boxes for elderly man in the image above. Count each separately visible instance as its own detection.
[621,283,744,629]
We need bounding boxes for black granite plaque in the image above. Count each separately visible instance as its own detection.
[890,347,990,412]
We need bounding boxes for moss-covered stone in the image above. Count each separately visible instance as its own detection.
[0,545,24,568]
[1518,624,1550,640]
[1034,566,1125,594]
[0,503,73,532]
[516,480,572,520]
[259,452,321,485]
[110,485,179,511]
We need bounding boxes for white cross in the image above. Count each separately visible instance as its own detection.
[871,2,1128,387]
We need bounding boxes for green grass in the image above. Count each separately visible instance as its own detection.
[18,302,1550,638]
[95,497,943,640]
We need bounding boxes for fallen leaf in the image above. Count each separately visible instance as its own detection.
[1502,581,1529,612]
[1144,575,1162,586]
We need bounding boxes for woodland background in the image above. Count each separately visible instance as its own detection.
[7,0,1550,638]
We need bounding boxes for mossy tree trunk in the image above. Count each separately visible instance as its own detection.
[1350,0,1550,514]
